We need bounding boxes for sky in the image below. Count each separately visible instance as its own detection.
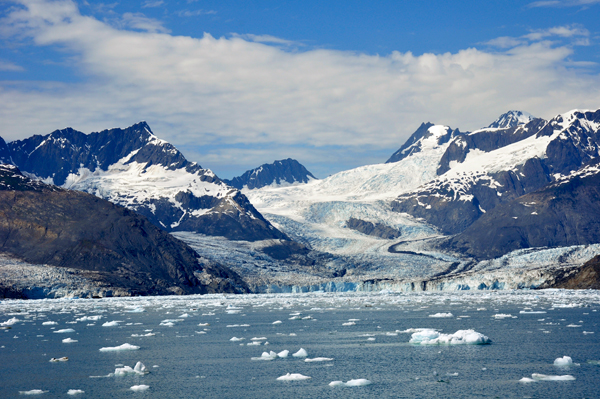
[1,0,599,179]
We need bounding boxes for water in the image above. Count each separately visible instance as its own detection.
[1,290,599,398]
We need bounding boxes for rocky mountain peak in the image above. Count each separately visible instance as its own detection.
[224,158,317,190]
[487,110,535,129]
[386,123,460,164]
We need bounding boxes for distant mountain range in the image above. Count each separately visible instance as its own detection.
[1,107,599,296]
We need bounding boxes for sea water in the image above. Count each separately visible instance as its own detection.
[1,290,599,398]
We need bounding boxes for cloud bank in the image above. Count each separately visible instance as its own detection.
[1,0,599,177]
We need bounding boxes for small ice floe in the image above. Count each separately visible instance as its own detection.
[99,343,140,352]
[583,331,594,335]
[272,321,282,325]
[131,333,155,337]
[226,324,250,328]
[66,389,84,395]
[53,329,75,334]
[277,350,289,358]
[397,328,435,334]
[251,351,278,361]
[348,319,360,322]
[1,317,21,326]
[386,332,398,336]
[305,357,333,362]
[179,313,190,318]
[247,342,261,346]
[42,321,58,326]
[554,356,573,367]
[230,337,244,341]
[130,385,150,391]
[429,313,453,318]
[198,323,210,327]
[493,314,516,319]
[409,329,491,345]
[125,307,145,313]
[62,338,78,343]
[520,311,547,314]
[342,322,355,326]
[159,319,182,327]
[276,373,311,381]
[289,315,302,320]
[49,357,69,362]
[367,337,376,341]
[18,389,47,395]
[530,373,575,381]
[102,321,121,327]
[115,362,149,376]
[566,324,582,328]
[292,348,308,357]
[251,337,267,341]
[329,379,372,387]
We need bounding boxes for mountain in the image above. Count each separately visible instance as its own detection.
[386,123,460,163]
[0,164,249,296]
[440,160,600,259]
[224,158,316,190]
[8,122,288,242]
[486,110,534,129]
[0,136,11,165]
[392,109,600,234]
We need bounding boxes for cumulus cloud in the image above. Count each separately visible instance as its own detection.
[1,0,599,177]
[0,60,25,71]
[120,12,170,33]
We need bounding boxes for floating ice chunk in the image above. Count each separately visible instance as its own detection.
[1,317,21,326]
[99,343,140,352]
[519,377,536,383]
[42,321,58,326]
[18,389,47,395]
[66,390,84,395]
[520,311,546,314]
[130,385,150,391]
[102,321,121,327]
[348,319,360,322]
[247,342,261,346]
[179,313,189,318]
[289,316,302,320]
[409,329,491,345]
[397,328,435,334]
[49,357,68,362]
[115,362,148,376]
[226,324,250,328]
[342,322,355,326]
[566,324,581,328]
[230,337,244,341]
[532,373,575,381]
[160,319,182,327]
[305,357,333,362]
[198,323,210,326]
[131,333,155,337]
[292,348,308,357]
[554,356,573,367]
[429,313,453,318]
[62,338,78,343]
[276,373,311,381]
[493,314,515,319]
[273,321,282,324]
[76,315,102,321]
[277,350,289,358]
[251,337,267,341]
[53,329,75,334]
[329,379,372,387]
[367,337,376,341]
[583,331,594,335]
[125,308,144,313]
[251,351,278,361]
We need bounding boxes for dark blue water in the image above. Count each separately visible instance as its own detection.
[1,291,599,398]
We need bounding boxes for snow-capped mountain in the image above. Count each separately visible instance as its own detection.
[0,136,11,165]
[393,109,600,234]
[0,164,249,296]
[8,122,288,242]
[386,123,460,163]
[486,110,535,129]
[224,158,317,190]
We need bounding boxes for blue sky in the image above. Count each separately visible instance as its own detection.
[1,0,599,178]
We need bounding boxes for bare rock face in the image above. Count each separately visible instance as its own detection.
[224,158,316,190]
[539,255,600,290]
[346,218,401,239]
[0,165,249,296]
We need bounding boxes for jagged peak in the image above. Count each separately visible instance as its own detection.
[487,110,535,129]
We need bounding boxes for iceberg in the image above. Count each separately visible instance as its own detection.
[305,357,333,362]
[66,390,84,395]
[276,373,311,381]
[99,343,140,352]
[409,329,491,345]
[532,373,575,381]
[329,379,372,387]
[53,329,75,334]
[18,389,47,395]
[130,385,150,391]
[554,356,573,367]
[292,348,308,357]
[62,338,78,343]
[429,313,453,318]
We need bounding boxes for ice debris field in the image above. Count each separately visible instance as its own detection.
[1,290,600,398]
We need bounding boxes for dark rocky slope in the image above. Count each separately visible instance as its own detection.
[540,255,600,290]
[440,164,600,259]
[224,158,316,190]
[0,165,249,296]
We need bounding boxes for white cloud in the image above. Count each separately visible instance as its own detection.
[528,0,600,7]
[120,12,170,33]
[523,25,590,41]
[1,0,600,177]
[176,9,217,17]
[232,34,303,47]
[142,0,164,8]
[0,60,25,71]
